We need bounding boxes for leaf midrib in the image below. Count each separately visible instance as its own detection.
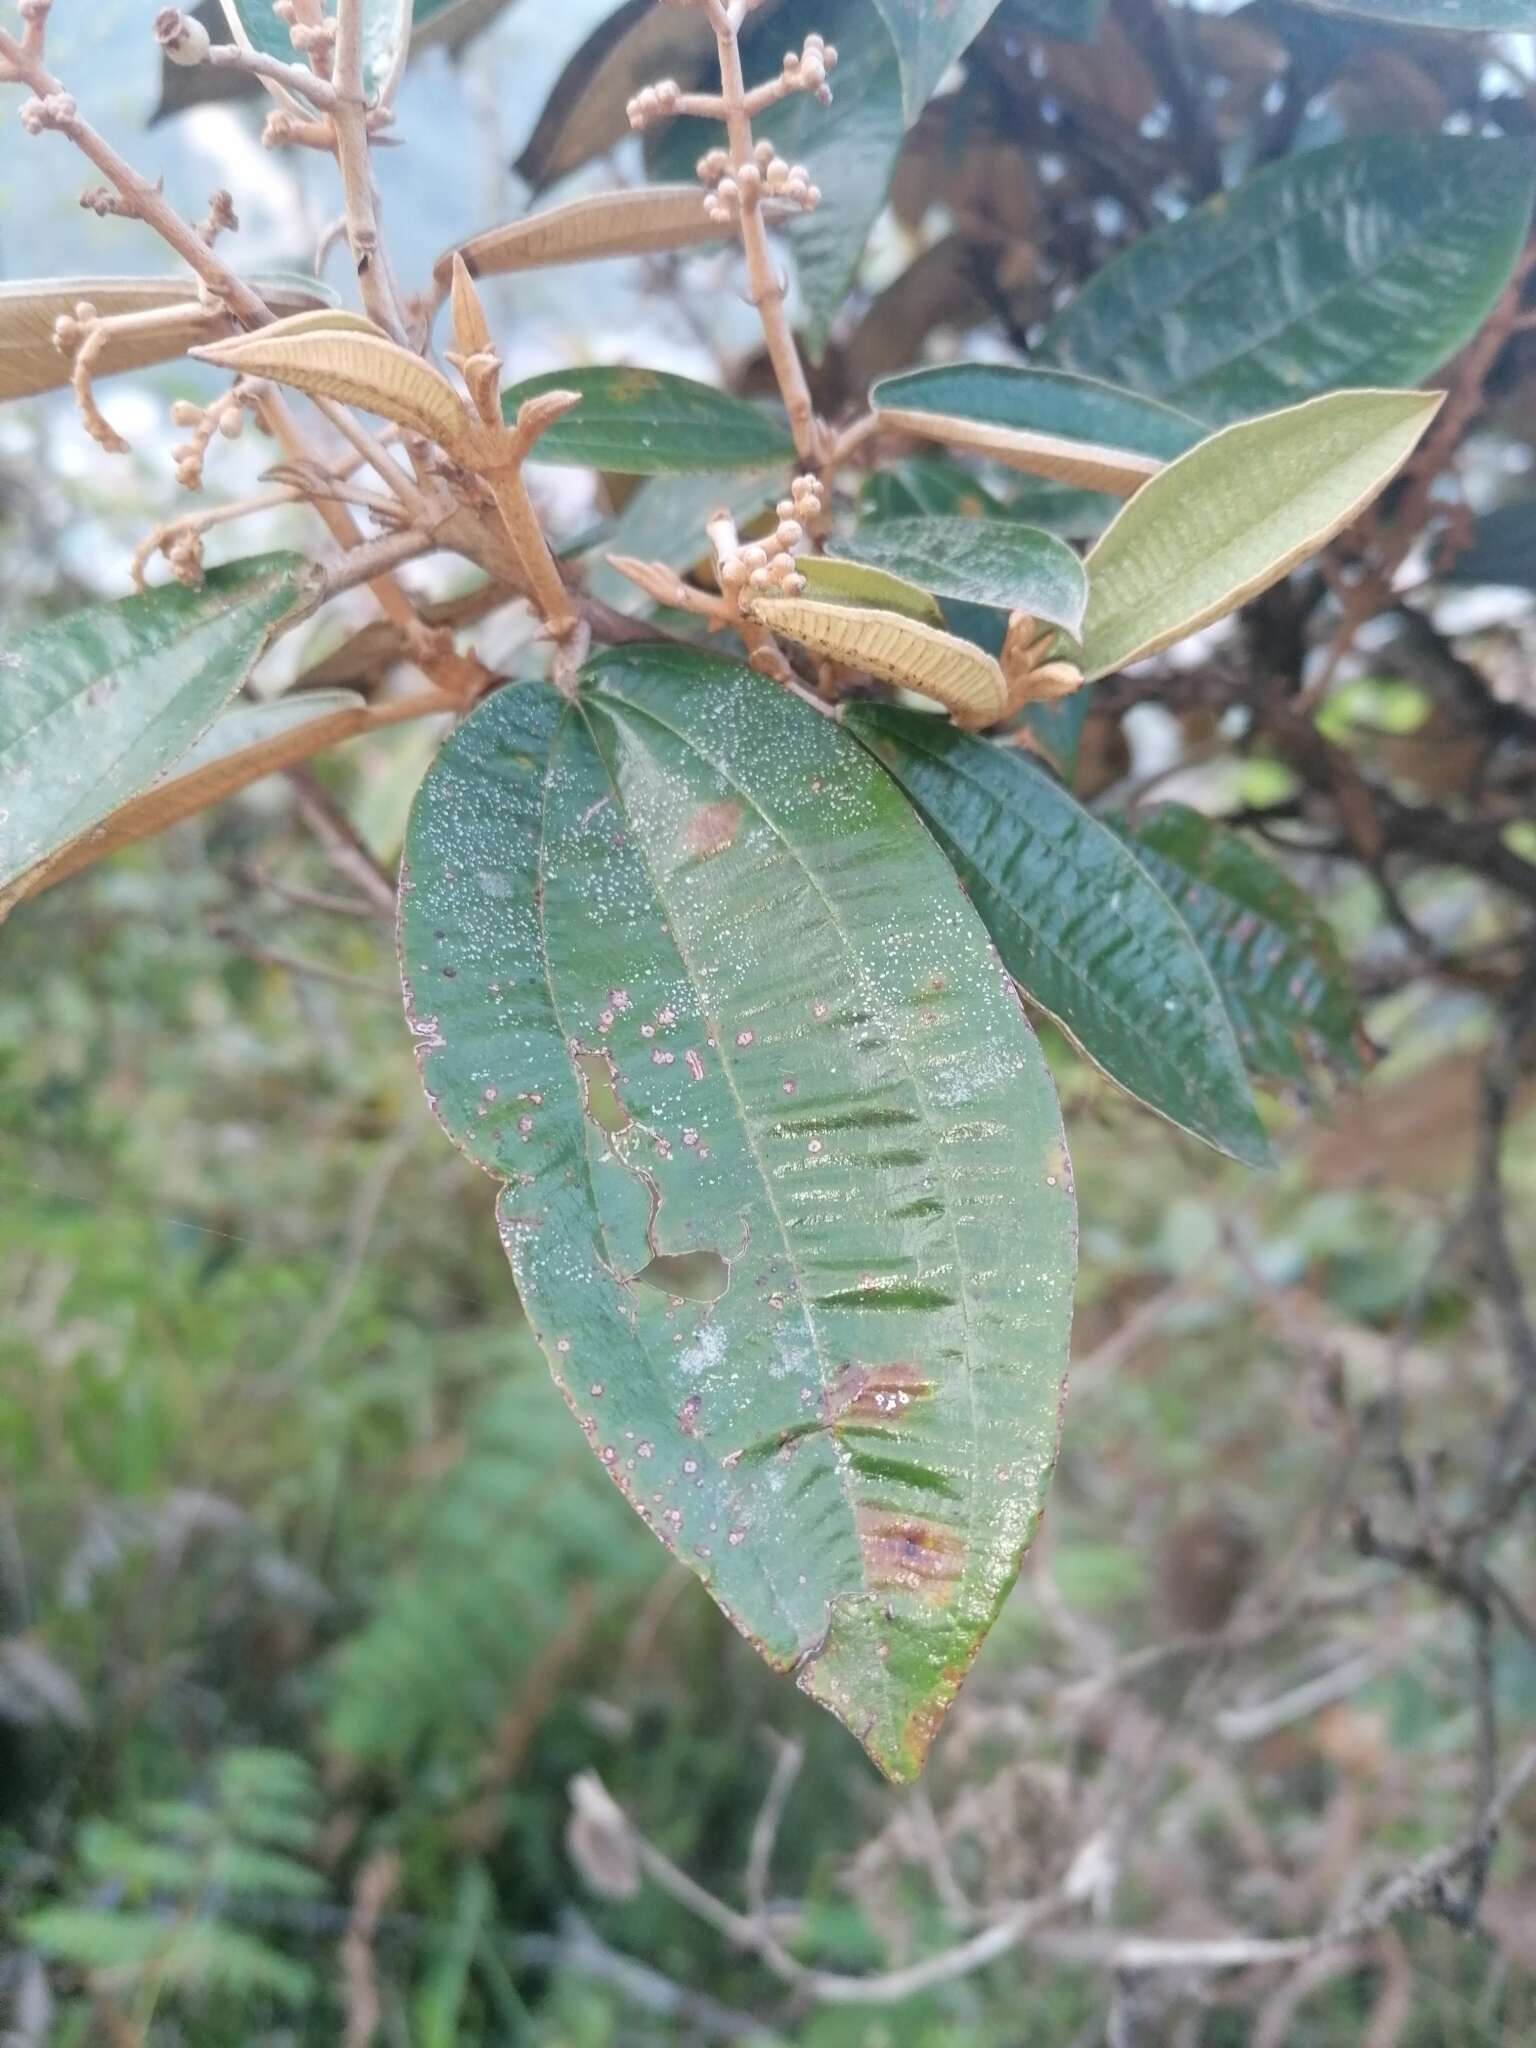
[590,684,987,1620]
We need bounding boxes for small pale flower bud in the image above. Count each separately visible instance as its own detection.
[775,519,803,550]
[170,399,201,426]
[155,8,212,64]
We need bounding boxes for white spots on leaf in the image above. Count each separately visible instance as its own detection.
[678,1322,727,1379]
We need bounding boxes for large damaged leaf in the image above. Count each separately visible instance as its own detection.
[399,649,1077,1779]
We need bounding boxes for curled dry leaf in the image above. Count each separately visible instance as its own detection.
[194,313,470,450]
[748,593,1008,725]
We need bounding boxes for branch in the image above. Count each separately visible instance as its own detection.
[330,0,409,340]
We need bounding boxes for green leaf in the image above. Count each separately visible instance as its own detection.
[586,471,784,614]
[0,556,313,906]
[873,364,1206,471]
[499,367,793,474]
[1288,0,1535,23]
[5,690,371,911]
[846,708,1270,1165]
[654,0,905,355]
[832,518,1089,638]
[1110,805,1366,1092]
[870,0,1009,121]
[997,0,1109,36]
[797,555,945,624]
[399,649,1077,1779]
[1043,136,1536,425]
[1437,499,1536,591]
[860,459,1006,523]
[1079,389,1441,681]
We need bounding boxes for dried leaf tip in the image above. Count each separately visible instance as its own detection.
[448,253,493,361]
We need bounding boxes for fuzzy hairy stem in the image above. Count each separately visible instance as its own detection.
[330,0,410,341]
[0,27,270,325]
[703,0,820,464]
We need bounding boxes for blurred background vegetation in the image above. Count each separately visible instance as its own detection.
[4,1,1536,2043]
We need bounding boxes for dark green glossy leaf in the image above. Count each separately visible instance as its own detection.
[846,707,1271,1166]
[1437,499,1536,591]
[859,458,1010,522]
[499,367,794,474]
[832,517,1089,637]
[399,649,1077,1779]
[653,0,905,354]
[0,555,313,907]
[1043,136,1536,425]
[1112,805,1366,1092]
[1288,0,1535,23]
[870,0,1008,120]
[873,364,1206,464]
[1080,390,1441,681]
[997,0,1109,36]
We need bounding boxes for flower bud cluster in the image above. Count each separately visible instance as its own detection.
[625,77,682,129]
[168,388,250,490]
[153,8,211,66]
[274,0,335,63]
[784,33,837,105]
[719,475,823,599]
[697,140,820,224]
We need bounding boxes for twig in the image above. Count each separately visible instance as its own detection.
[701,0,823,464]
[744,1736,803,1927]
[341,1850,400,2048]
[286,767,399,915]
[330,0,409,340]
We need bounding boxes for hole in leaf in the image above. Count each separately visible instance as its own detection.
[575,1049,630,1135]
[633,1251,730,1303]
